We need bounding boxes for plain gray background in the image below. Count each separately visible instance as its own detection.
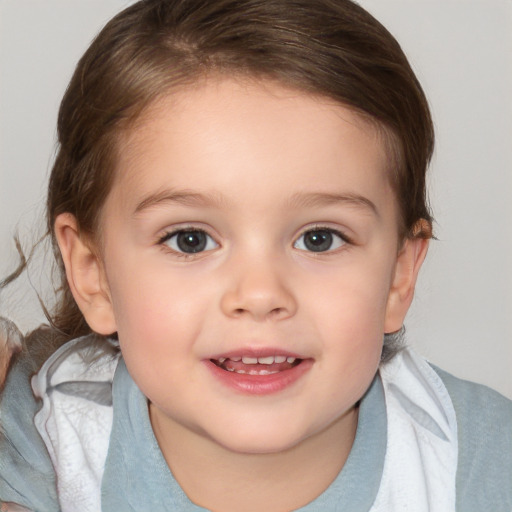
[0,0,511,398]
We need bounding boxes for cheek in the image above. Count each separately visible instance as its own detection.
[304,256,393,367]
[106,270,205,400]
[105,261,204,350]
[308,256,393,329]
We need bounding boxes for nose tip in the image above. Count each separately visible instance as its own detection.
[220,267,297,321]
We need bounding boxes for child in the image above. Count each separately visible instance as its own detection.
[0,0,510,511]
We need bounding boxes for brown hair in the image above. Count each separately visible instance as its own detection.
[8,0,434,364]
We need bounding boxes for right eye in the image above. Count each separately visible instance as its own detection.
[160,229,218,254]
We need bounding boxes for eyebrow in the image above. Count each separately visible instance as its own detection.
[133,188,378,217]
[287,192,379,216]
[133,188,227,215]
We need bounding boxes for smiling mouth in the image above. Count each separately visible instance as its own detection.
[210,355,303,375]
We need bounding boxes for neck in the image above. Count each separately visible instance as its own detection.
[150,404,359,512]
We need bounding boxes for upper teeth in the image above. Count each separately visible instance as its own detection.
[220,355,297,365]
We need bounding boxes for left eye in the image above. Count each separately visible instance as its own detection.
[161,229,218,254]
[294,228,346,253]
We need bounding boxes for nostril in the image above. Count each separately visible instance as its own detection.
[220,286,297,320]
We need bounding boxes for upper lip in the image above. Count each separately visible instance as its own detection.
[208,348,307,361]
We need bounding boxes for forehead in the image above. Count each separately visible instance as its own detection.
[111,78,395,214]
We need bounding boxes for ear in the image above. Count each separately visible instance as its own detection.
[384,225,430,334]
[54,213,117,335]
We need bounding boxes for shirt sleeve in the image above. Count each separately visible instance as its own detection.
[434,366,512,512]
[0,355,59,512]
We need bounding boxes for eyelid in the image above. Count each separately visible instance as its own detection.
[294,223,352,241]
[158,226,203,243]
[157,222,216,241]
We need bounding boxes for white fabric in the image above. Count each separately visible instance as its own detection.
[30,342,457,512]
[31,339,120,512]
[372,349,458,512]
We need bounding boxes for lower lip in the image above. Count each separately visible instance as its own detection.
[205,359,313,395]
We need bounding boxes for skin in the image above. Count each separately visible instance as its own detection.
[55,78,428,511]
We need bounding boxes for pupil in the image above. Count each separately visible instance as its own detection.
[304,230,332,252]
[177,231,207,253]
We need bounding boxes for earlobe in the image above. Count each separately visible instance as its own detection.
[54,213,117,335]
[384,228,430,334]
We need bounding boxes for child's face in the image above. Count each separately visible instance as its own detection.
[97,78,413,454]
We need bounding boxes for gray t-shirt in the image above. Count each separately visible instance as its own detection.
[1,348,511,511]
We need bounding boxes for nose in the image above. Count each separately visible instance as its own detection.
[220,256,298,322]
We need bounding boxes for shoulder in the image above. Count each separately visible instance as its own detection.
[0,335,121,511]
[433,365,512,512]
[31,334,120,404]
[0,351,59,511]
[32,335,121,511]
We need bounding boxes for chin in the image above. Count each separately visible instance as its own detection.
[205,421,317,456]
[217,436,303,456]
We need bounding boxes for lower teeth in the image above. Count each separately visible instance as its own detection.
[227,368,280,375]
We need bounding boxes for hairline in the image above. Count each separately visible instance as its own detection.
[89,72,408,252]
